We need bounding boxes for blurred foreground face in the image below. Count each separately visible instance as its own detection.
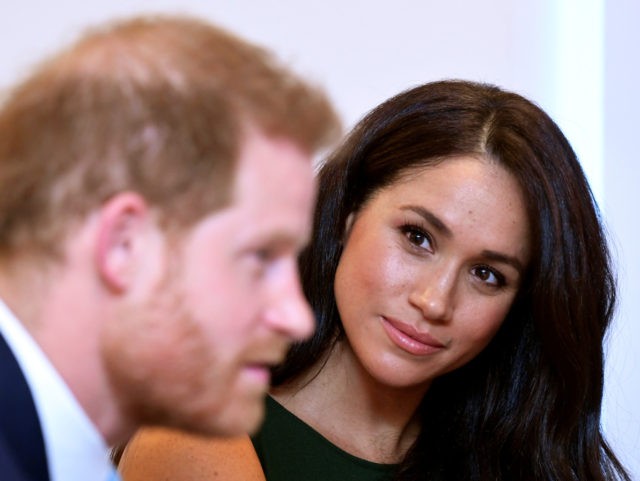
[104,129,316,435]
[334,156,531,394]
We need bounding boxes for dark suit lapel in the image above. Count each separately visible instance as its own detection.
[0,333,50,481]
[0,433,35,481]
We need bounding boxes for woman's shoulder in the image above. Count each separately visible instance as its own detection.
[118,427,265,481]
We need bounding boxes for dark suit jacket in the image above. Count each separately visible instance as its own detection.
[0,333,50,481]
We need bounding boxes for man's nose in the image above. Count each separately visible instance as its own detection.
[263,260,315,341]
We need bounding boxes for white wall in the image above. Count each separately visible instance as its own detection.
[1,1,637,478]
[603,0,640,478]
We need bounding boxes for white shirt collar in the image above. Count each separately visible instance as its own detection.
[0,298,113,481]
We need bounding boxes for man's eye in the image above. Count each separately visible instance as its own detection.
[255,248,273,263]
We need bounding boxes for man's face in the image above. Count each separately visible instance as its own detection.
[104,129,316,436]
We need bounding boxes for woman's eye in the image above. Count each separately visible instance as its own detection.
[402,226,432,250]
[472,265,505,287]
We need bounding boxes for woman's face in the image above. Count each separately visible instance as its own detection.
[334,155,530,391]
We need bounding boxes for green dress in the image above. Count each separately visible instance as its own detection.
[251,396,397,481]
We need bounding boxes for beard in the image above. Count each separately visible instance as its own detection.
[99,261,235,437]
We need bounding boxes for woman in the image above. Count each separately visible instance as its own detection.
[119,80,630,481]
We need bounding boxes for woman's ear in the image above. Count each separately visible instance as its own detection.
[342,212,356,243]
[94,192,152,294]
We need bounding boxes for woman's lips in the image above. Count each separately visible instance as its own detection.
[381,316,446,356]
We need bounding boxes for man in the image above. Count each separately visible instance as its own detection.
[0,15,340,481]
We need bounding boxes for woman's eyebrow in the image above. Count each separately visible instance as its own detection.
[481,250,525,274]
[400,205,452,238]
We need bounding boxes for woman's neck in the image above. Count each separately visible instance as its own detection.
[271,339,429,464]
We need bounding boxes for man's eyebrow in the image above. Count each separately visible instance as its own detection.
[400,204,525,274]
[400,205,453,238]
[260,231,310,253]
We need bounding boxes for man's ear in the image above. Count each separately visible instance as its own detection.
[94,192,153,293]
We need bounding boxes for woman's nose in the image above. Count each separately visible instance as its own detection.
[408,264,456,323]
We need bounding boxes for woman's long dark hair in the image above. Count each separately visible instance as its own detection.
[272,80,629,480]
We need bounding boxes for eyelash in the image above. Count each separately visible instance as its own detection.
[399,222,507,289]
[400,222,434,252]
[471,265,507,288]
